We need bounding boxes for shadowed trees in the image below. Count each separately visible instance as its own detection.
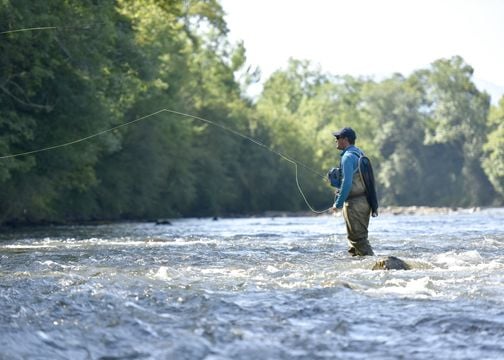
[1,2,503,225]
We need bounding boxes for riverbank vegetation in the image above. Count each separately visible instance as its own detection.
[1,0,503,225]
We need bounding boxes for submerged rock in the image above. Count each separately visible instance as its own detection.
[372,256,411,270]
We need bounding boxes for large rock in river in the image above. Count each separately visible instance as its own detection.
[372,256,411,270]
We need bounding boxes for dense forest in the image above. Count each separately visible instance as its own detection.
[1,0,503,225]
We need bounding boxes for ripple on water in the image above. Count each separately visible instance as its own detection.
[1,214,504,358]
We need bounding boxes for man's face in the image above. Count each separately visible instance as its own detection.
[335,136,348,150]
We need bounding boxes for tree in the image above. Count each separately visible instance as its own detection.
[0,1,144,223]
[360,74,430,205]
[483,97,504,201]
[255,59,334,211]
[421,56,495,206]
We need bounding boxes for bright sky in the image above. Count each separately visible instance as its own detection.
[220,0,504,103]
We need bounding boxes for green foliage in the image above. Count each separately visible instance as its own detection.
[360,74,429,205]
[483,97,504,200]
[1,3,503,225]
[256,59,335,210]
[1,1,142,223]
[421,56,495,206]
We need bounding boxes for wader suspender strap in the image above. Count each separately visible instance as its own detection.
[346,150,364,180]
[346,150,368,197]
[347,150,379,216]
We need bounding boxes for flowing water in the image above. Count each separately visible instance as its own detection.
[1,209,503,359]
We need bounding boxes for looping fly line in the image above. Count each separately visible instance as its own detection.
[0,109,333,214]
[1,25,333,213]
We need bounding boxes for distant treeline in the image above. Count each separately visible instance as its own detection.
[1,1,503,225]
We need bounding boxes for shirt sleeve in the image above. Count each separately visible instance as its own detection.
[334,153,356,208]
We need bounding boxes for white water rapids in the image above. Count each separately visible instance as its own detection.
[1,209,503,359]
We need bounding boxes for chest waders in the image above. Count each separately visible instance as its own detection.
[343,150,376,256]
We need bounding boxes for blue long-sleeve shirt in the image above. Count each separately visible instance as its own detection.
[334,145,362,208]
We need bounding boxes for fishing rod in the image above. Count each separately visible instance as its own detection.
[0,108,333,214]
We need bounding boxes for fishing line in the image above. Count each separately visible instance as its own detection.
[0,108,333,214]
[0,26,59,35]
[1,25,333,213]
[0,23,103,36]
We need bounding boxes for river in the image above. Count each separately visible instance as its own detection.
[1,208,503,359]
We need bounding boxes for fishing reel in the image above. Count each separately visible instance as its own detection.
[327,167,341,187]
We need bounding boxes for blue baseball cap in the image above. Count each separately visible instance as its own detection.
[332,127,356,141]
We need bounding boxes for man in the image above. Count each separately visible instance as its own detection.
[330,127,374,256]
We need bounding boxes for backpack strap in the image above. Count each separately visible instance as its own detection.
[345,150,363,174]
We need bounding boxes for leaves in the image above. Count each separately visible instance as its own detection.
[0,3,503,225]
[483,97,504,199]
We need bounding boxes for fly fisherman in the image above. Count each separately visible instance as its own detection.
[328,127,375,256]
